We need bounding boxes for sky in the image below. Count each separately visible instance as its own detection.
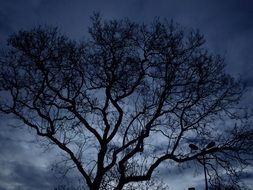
[0,0,253,189]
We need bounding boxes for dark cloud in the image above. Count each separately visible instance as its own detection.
[240,169,253,180]
[0,161,55,190]
[0,119,86,190]
[0,120,53,190]
[157,161,203,189]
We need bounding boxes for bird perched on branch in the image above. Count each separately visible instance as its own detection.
[189,144,199,150]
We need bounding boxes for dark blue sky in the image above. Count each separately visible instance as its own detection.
[1,0,253,84]
[0,0,253,189]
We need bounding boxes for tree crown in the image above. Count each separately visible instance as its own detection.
[0,15,252,190]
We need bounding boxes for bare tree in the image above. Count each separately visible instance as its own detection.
[53,175,169,190]
[209,176,251,190]
[0,14,252,190]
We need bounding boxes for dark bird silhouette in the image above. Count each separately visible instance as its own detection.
[189,144,199,150]
[206,141,215,149]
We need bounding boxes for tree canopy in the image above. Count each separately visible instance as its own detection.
[0,14,252,189]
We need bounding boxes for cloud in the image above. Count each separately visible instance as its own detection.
[0,118,87,190]
[0,161,55,190]
[0,118,60,190]
[156,161,205,189]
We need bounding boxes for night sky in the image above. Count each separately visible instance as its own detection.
[0,0,253,189]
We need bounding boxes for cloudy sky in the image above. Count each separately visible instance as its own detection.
[0,0,253,189]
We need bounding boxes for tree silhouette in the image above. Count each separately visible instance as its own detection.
[209,176,251,190]
[0,14,252,190]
